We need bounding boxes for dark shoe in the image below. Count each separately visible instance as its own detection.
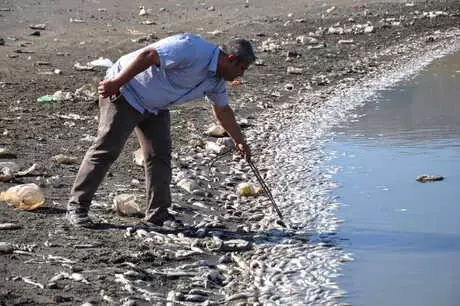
[143,210,183,229]
[66,208,93,228]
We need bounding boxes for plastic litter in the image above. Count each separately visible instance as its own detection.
[113,194,144,217]
[236,182,262,197]
[88,57,113,68]
[37,95,54,103]
[0,183,45,211]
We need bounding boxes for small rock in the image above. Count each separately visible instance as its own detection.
[73,62,94,71]
[207,29,222,36]
[296,35,318,45]
[132,36,150,44]
[364,25,375,33]
[69,18,85,23]
[177,178,200,194]
[189,139,204,148]
[287,66,304,75]
[326,6,336,14]
[205,124,227,137]
[139,6,147,16]
[338,39,354,44]
[216,137,234,149]
[0,148,16,158]
[29,24,46,30]
[205,141,225,154]
[46,282,58,289]
[0,242,14,254]
[254,58,265,66]
[328,26,344,35]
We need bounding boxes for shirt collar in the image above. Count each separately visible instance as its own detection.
[208,47,220,74]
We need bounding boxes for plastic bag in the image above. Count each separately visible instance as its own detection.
[113,194,144,217]
[0,183,45,211]
[237,182,262,197]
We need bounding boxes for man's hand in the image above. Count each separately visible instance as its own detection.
[98,47,161,99]
[98,79,121,99]
[236,142,251,162]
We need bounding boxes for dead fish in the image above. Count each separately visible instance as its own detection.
[22,277,45,289]
[206,270,226,286]
[175,249,203,258]
[416,174,444,183]
[186,294,208,302]
[147,269,196,278]
[0,223,22,230]
[175,260,209,271]
[224,292,252,303]
[222,239,251,251]
[47,254,76,264]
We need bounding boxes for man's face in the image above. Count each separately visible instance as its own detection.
[221,55,251,81]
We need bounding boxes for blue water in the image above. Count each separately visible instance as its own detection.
[330,52,460,306]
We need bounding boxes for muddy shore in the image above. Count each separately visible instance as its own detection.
[1,1,459,305]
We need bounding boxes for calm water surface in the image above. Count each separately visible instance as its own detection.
[330,52,460,306]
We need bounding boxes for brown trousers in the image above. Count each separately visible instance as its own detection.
[67,94,172,216]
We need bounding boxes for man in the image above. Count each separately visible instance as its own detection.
[66,33,255,228]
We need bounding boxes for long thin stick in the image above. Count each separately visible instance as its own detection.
[247,160,284,220]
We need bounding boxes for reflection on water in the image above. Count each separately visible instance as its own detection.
[331,52,460,306]
[344,228,460,253]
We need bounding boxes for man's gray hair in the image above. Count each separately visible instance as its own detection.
[221,38,256,64]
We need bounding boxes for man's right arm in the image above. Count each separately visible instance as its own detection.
[98,47,160,98]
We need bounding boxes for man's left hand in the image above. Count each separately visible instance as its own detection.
[236,142,251,162]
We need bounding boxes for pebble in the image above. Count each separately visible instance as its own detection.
[30,24,46,30]
[287,66,304,75]
[0,242,14,254]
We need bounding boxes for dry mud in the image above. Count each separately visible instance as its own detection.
[0,1,459,305]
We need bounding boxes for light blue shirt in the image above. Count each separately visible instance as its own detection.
[106,33,228,114]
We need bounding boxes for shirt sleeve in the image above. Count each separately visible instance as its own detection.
[205,79,229,107]
[153,34,196,70]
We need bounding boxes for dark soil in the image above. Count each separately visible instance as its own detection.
[0,0,459,305]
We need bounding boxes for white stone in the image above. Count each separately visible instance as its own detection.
[287,66,304,75]
[205,141,225,154]
[177,178,200,194]
[338,39,354,44]
[205,124,227,137]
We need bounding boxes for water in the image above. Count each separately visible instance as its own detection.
[330,52,460,306]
